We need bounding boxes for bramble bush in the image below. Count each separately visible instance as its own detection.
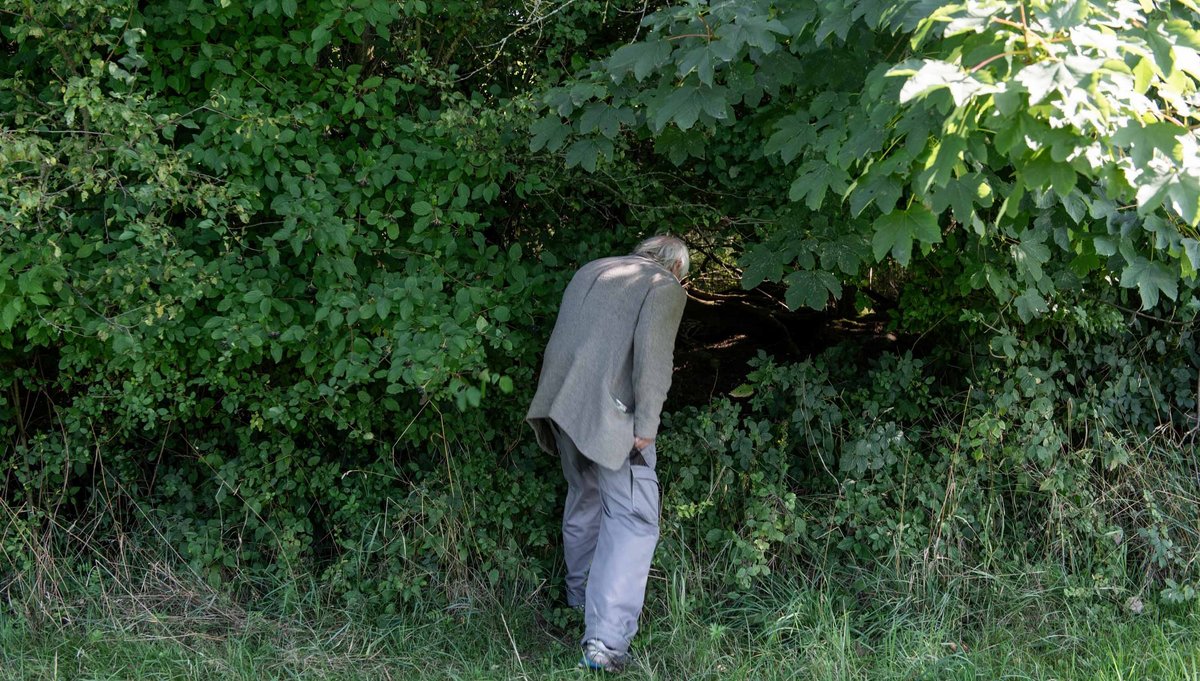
[657,299,1199,605]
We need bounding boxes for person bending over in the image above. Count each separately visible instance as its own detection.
[526,235,689,673]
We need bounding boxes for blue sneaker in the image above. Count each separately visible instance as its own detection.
[579,638,627,673]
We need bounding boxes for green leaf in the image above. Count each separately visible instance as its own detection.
[1020,150,1077,196]
[1120,257,1178,309]
[1044,0,1089,30]
[677,45,716,86]
[892,59,996,106]
[1112,121,1186,167]
[729,383,755,398]
[498,376,514,394]
[1013,237,1051,283]
[579,103,633,139]
[0,300,20,330]
[1165,172,1200,226]
[312,25,331,52]
[990,332,1019,360]
[871,205,941,266]
[564,138,612,172]
[651,87,704,133]
[1181,238,1200,272]
[607,39,672,83]
[764,113,816,164]
[282,0,297,17]
[849,171,903,216]
[818,236,867,276]
[930,173,992,221]
[654,127,706,165]
[529,116,570,152]
[1135,165,1200,226]
[783,269,840,310]
[740,244,783,289]
[789,160,850,210]
[1014,56,1098,105]
[411,201,432,216]
[1014,289,1048,322]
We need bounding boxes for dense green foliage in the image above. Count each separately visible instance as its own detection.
[536,0,1200,317]
[1,0,644,599]
[3,0,1199,618]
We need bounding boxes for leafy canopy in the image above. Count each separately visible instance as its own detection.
[531,0,1200,315]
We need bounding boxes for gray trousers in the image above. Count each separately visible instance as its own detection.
[551,421,660,654]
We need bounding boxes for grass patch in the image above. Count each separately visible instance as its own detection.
[2,560,1197,681]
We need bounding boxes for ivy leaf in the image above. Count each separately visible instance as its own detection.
[871,205,941,266]
[608,39,672,83]
[1120,257,1178,309]
[783,269,841,310]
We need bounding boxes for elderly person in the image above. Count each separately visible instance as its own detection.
[526,235,689,672]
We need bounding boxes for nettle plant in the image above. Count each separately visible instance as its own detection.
[533,0,1200,319]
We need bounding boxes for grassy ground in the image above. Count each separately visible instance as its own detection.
[2,564,1197,681]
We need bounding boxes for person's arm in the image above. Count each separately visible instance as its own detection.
[632,281,687,444]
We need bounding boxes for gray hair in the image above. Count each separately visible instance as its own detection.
[633,235,690,279]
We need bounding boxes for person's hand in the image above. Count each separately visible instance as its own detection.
[634,436,654,451]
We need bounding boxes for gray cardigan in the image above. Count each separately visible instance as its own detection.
[526,254,687,470]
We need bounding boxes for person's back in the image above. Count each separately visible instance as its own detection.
[528,254,683,470]
[526,236,690,673]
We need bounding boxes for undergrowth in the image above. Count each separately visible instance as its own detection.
[1,531,1197,681]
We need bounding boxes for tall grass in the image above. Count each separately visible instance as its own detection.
[2,519,1197,681]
